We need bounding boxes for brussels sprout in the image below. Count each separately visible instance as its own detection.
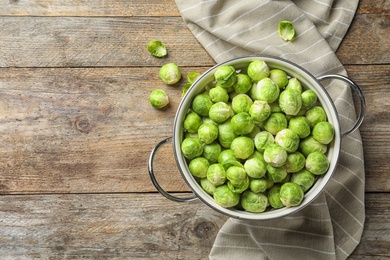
[214,65,237,89]
[207,163,227,186]
[285,78,302,94]
[312,121,335,144]
[275,129,300,153]
[218,119,237,148]
[301,89,318,109]
[278,20,296,41]
[228,176,250,194]
[202,142,222,164]
[305,151,330,175]
[209,86,229,103]
[269,101,282,113]
[247,125,261,139]
[183,112,202,133]
[263,144,288,167]
[241,190,268,213]
[200,178,217,195]
[159,62,181,85]
[149,89,169,109]
[268,185,285,209]
[285,151,306,173]
[232,94,253,113]
[254,131,275,153]
[233,73,253,94]
[198,123,219,144]
[288,116,311,138]
[248,150,267,164]
[226,166,247,187]
[250,178,268,193]
[269,69,289,89]
[279,89,302,116]
[266,164,288,183]
[306,106,327,128]
[250,78,280,103]
[187,72,201,84]
[247,60,270,83]
[188,157,210,178]
[213,185,240,208]
[147,40,167,58]
[230,136,255,160]
[299,136,327,157]
[218,149,239,169]
[244,156,267,178]
[192,93,213,117]
[263,112,288,135]
[230,112,255,135]
[181,137,204,160]
[249,100,271,122]
[280,182,304,207]
[208,102,233,124]
[291,169,316,192]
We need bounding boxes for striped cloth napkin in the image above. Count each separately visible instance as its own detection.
[175,0,365,259]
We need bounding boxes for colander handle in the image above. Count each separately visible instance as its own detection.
[317,74,366,137]
[148,137,198,203]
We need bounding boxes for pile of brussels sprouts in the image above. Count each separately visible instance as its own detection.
[180,60,335,213]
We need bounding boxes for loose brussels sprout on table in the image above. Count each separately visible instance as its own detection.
[180,59,336,214]
[147,40,167,58]
[159,62,181,85]
[149,89,169,109]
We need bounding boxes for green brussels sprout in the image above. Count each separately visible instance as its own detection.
[183,112,202,133]
[181,137,204,160]
[244,156,267,178]
[200,178,216,195]
[213,184,240,208]
[198,123,219,144]
[290,169,316,192]
[209,86,229,103]
[285,78,302,94]
[241,190,268,213]
[278,20,296,41]
[202,142,222,164]
[249,178,268,193]
[263,144,288,167]
[207,163,227,186]
[249,100,271,122]
[263,112,288,135]
[214,65,237,89]
[306,106,327,128]
[218,149,239,169]
[305,151,330,175]
[269,69,289,89]
[280,182,304,207]
[267,185,285,209]
[288,116,311,138]
[218,119,237,148]
[299,136,327,157]
[254,131,275,153]
[191,93,213,117]
[266,164,288,183]
[285,151,306,173]
[248,150,267,164]
[230,136,255,160]
[269,101,282,113]
[232,94,253,113]
[301,89,318,109]
[250,78,280,103]
[312,121,335,145]
[147,40,167,58]
[279,89,302,116]
[246,125,261,139]
[233,73,253,94]
[188,157,210,178]
[275,129,300,153]
[247,60,270,83]
[149,89,169,109]
[187,72,201,84]
[159,62,181,85]
[208,102,233,123]
[226,166,247,187]
[230,112,255,135]
[228,176,250,194]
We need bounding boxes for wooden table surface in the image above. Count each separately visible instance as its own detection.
[0,0,389,258]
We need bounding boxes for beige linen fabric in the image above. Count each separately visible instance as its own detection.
[175,0,364,259]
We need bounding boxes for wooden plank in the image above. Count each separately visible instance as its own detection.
[0,65,388,194]
[0,193,387,259]
[0,14,387,68]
